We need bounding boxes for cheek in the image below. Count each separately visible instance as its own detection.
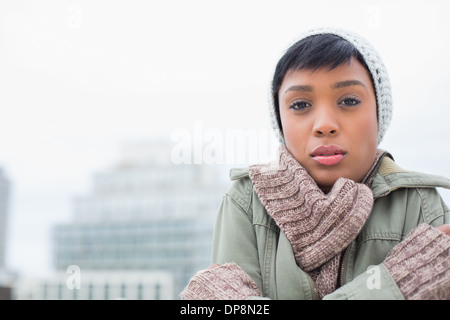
[281,113,308,146]
[281,116,312,165]
[356,110,378,145]
[348,111,379,175]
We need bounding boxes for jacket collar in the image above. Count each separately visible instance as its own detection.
[371,155,450,198]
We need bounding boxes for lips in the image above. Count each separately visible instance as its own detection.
[311,145,346,166]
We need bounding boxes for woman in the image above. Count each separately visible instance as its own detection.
[181,27,450,300]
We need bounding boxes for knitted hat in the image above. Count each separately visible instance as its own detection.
[269,27,393,145]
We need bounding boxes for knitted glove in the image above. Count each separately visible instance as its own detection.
[180,263,261,300]
[384,224,450,300]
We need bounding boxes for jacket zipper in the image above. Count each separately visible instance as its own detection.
[339,246,351,287]
[307,274,320,300]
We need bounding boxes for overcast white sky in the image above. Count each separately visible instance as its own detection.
[1,0,450,277]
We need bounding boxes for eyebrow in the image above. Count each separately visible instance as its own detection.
[283,85,313,95]
[332,80,367,89]
[283,79,367,96]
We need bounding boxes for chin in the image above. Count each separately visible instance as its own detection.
[313,177,338,193]
[313,171,354,193]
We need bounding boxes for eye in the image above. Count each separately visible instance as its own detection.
[339,97,361,107]
[289,100,312,111]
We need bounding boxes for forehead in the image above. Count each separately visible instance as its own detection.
[280,58,374,92]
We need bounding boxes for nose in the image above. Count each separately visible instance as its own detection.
[313,108,339,137]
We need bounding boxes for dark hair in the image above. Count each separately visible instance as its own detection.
[271,33,371,133]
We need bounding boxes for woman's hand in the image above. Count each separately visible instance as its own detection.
[437,224,450,236]
[180,263,261,300]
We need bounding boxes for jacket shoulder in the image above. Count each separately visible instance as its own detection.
[225,167,253,213]
[372,156,450,198]
[372,156,450,226]
[230,167,250,181]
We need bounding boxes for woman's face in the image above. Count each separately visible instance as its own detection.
[278,57,378,193]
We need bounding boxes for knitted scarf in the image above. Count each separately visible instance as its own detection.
[248,145,385,298]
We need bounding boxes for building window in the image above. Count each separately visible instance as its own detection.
[137,283,143,300]
[154,283,161,300]
[104,283,109,300]
[88,283,94,300]
[42,283,48,300]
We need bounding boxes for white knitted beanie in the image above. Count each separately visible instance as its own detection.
[270,27,393,145]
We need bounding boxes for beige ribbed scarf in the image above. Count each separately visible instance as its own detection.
[249,145,384,298]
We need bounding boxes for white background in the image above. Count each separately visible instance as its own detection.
[1,0,449,277]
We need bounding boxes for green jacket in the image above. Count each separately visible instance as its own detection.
[211,155,450,299]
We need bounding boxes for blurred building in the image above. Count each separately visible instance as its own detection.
[0,167,13,299]
[14,270,174,300]
[0,168,10,270]
[19,139,229,299]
